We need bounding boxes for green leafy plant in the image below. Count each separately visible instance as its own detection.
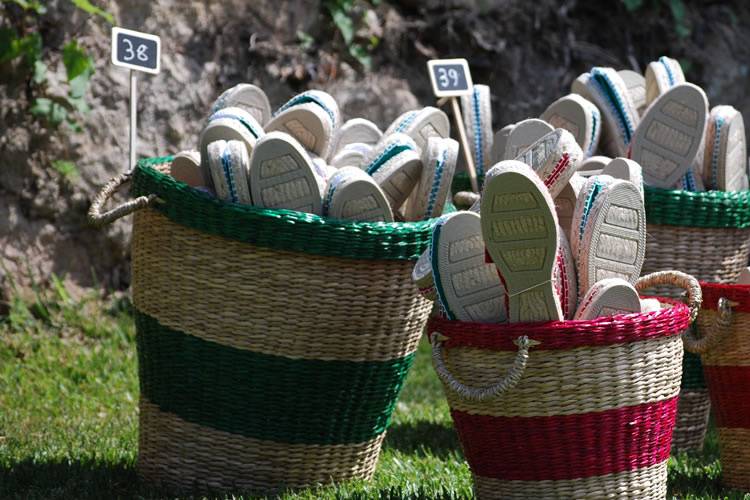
[323,0,380,70]
[621,0,691,38]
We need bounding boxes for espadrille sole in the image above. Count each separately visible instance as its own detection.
[491,123,515,164]
[461,85,493,178]
[365,134,422,210]
[645,56,685,107]
[578,180,646,290]
[574,278,642,320]
[514,128,583,197]
[554,173,584,243]
[432,211,507,323]
[618,69,647,117]
[708,107,747,191]
[324,167,393,222]
[481,162,561,323]
[211,83,272,125]
[333,118,382,154]
[394,107,450,152]
[412,247,436,301]
[577,155,611,177]
[541,94,601,157]
[555,229,577,320]
[266,104,334,158]
[504,118,554,160]
[170,150,205,187]
[249,131,323,214]
[206,140,252,204]
[331,144,370,169]
[631,83,708,189]
[585,67,639,157]
[405,137,458,221]
[602,157,644,198]
[199,108,264,187]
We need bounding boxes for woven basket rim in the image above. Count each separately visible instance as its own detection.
[130,156,437,260]
[701,281,750,311]
[428,297,690,351]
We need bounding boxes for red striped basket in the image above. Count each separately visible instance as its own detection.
[691,282,750,491]
[429,271,700,499]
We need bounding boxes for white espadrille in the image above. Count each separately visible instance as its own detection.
[541,94,601,158]
[577,155,612,178]
[703,105,748,191]
[206,139,253,204]
[330,142,372,169]
[571,72,595,102]
[322,166,393,222]
[514,128,583,197]
[480,161,562,323]
[404,137,459,221]
[331,118,382,154]
[170,150,205,187]
[210,83,272,125]
[630,83,708,189]
[412,247,437,301]
[491,123,515,164]
[582,67,640,157]
[384,106,450,152]
[432,211,507,323]
[504,118,554,160]
[460,84,493,178]
[645,56,686,107]
[618,69,647,117]
[265,90,341,159]
[602,157,644,199]
[574,278,642,320]
[554,172,585,243]
[554,228,578,320]
[248,131,324,214]
[363,133,422,210]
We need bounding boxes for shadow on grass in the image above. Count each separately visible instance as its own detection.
[384,420,461,458]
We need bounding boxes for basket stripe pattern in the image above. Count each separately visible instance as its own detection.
[697,283,750,490]
[126,159,433,493]
[643,186,750,451]
[429,295,690,499]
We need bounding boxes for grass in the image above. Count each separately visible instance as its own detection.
[0,284,748,499]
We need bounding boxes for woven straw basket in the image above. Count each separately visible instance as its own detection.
[690,282,750,491]
[643,187,750,452]
[89,157,434,494]
[429,271,701,500]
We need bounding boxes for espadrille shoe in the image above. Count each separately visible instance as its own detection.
[200,107,264,189]
[573,278,642,320]
[554,173,585,242]
[364,133,422,210]
[491,123,515,164]
[583,67,640,157]
[618,69,647,117]
[432,211,507,323]
[170,150,205,187]
[541,94,601,158]
[412,247,437,301]
[266,90,341,159]
[640,298,663,312]
[514,128,583,197]
[332,118,382,154]
[577,155,612,177]
[704,105,748,191]
[554,228,578,320]
[504,118,554,160]
[206,139,253,204]
[210,83,272,125]
[385,107,451,151]
[573,177,646,295]
[602,157,644,199]
[404,137,459,221]
[323,167,393,222]
[248,131,324,214]
[460,84,493,178]
[645,56,686,107]
[330,142,372,169]
[571,72,595,102]
[630,83,708,188]
[480,161,563,323]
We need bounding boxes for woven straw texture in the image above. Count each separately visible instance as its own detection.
[642,188,750,452]
[428,272,695,500]
[696,283,750,491]
[126,159,432,494]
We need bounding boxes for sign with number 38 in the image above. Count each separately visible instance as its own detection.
[427,58,472,97]
[111,27,161,74]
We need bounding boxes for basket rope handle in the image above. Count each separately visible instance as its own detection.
[634,270,702,322]
[683,297,736,354]
[430,332,539,402]
[88,172,159,226]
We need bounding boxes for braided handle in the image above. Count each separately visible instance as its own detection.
[431,333,538,402]
[88,172,158,226]
[683,297,736,354]
[635,270,702,322]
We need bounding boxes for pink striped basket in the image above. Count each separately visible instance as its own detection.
[428,271,701,499]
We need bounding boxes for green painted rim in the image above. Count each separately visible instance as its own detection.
[131,156,436,260]
[453,173,750,229]
[136,310,415,445]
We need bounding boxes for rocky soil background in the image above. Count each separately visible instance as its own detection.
[1,0,749,302]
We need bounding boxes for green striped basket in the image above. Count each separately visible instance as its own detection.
[89,157,434,494]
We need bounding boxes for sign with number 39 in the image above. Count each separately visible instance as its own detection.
[427,58,472,97]
[111,27,161,74]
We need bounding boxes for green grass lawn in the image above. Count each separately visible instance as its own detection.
[0,284,748,499]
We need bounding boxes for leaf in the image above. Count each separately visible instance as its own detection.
[51,160,79,179]
[30,97,52,116]
[32,59,47,84]
[349,43,371,70]
[9,0,47,13]
[0,28,21,63]
[70,0,115,24]
[621,0,643,11]
[669,0,691,38]
[327,4,354,44]
[68,73,91,100]
[62,41,94,82]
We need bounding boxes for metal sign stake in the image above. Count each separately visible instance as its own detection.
[449,96,479,193]
[129,70,137,171]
